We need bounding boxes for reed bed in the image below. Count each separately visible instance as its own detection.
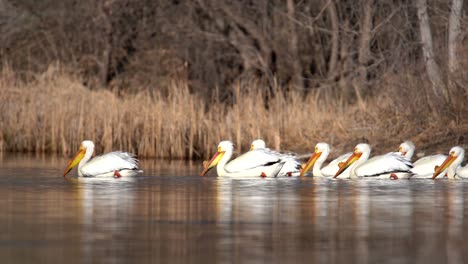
[0,65,466,160]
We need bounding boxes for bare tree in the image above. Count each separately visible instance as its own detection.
[416,0,445,99]
[339,20,353,97]
[1,0,465,104]
[448,0,464,75]
[357,0,374,94]
[326,0,339,80]
[98,1,113,88]
[286,0,303,90]
[193,0,274,82]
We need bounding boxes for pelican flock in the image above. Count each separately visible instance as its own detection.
[62,139,467,181]
[63,140,142,178]
[199,139,467,180]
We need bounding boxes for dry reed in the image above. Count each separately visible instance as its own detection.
[0,65,466,160]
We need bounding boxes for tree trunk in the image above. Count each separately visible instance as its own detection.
[327,0,339,80]
[416,0,445,99]
[339,20,352,97]
[286,0,303,90]
[99,1,113,88]
[448,0,464,74]
[357,0,374,94]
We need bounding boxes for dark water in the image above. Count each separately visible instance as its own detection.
[0,154,467,264]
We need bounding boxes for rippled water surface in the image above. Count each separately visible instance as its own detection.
[0,154,467,263]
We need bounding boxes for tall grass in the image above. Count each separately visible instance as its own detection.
[0,65,466,159]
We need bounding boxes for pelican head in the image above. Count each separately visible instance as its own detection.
[200,141,234,176]
[398,140,415,159]
[433,146,465,179]
[300,142,329,176]
[250,139,266,150]
[63,140,95,177]
[334,143,371,178]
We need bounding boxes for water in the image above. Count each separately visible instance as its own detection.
[0,154,467,263]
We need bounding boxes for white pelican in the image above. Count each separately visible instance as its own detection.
[250,139,301,177]
[398,141,415,159]
[433,146,468,179]
[334,143,413,179]
[299,142,352,178]
[398,140,447,178]
[63,140,142,178]
[200,141,292,177]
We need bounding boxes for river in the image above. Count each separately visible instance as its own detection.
[0,154,466,263]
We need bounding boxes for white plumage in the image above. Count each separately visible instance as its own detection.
[79,152,140,177]
[250,139,301,177]
[200,141,289,177]
[334,143,413,179]
[63,140,142,178]
[457,166,468,179]
[411,154,447,178]
[224,149,279,173]
[354,152,413,178]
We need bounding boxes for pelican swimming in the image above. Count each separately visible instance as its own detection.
[250,139,301,176]
[398,140,447,178]
[433,146,468,179]
[334,143,413,179]
[200,141,291,177]
[299,142,352,177]
[63,140,142,178]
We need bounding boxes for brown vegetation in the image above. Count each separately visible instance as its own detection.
[0,0,467,159]
[0,65,466,159]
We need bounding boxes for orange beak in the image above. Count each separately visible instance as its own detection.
[300,151,321,176]
[334,151,362,178]
[398,147,407,157]
[63,147,86,177]
[200,150,224,176]
[398,147,408,157]
[432,153,457,179]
